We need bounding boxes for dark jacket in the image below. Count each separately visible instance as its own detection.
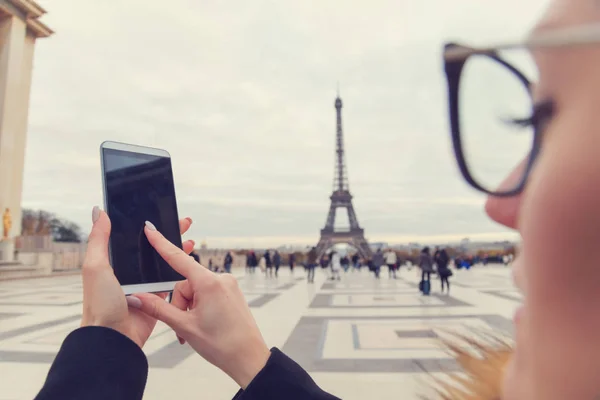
[437,250,449,269]
[35,327,339,400]
[372,251,384,267]
[249,253,258,267]
[273,252,281,266]
[307,249,318,264]
[419,253,434,273]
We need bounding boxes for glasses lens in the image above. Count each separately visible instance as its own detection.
[459,54,533,193]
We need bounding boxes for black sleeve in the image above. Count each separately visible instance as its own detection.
[232,348,340,400]
[35,326,148,400]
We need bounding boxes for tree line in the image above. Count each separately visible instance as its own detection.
[21,209,83,243]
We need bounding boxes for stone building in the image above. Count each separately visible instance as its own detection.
[0,0,52,262]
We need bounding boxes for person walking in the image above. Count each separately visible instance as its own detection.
[330,250,341,281]
[306,247,318,283]
[340,255,349,273]
[258,254,266,274]
[245,252,252,274]
[320,254,329,270]
[436,247,452,294]
[264,250,273,278]
[418,247,434,295]
[249,250,258,274]
[289,253,296,275]
[351,253,360,272]
[372,248,384,279]
[273,250,281,278]
[383,248,398,279]
[224,251,233,274]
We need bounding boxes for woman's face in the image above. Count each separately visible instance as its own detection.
[489,1,600,398]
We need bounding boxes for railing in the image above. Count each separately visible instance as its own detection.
[16,236,85,271]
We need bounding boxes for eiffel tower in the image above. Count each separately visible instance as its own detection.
[315,93,372,259]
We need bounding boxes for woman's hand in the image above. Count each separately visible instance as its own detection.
[80,206,195,348]
[127,222,271,389]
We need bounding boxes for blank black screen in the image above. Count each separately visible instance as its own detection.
[103,147,184,286]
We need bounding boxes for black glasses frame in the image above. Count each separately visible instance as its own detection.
[443,42,542,197]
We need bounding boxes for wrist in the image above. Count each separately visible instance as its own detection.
[231,345,271,389]
[81,319,139,348]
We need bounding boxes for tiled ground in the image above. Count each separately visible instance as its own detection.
[0,265,518,399]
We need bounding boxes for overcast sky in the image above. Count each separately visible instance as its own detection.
[22,0,550,248]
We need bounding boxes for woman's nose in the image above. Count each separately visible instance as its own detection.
[484,158,527,230]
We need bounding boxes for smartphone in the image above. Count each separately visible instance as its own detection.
[100,141,184,294]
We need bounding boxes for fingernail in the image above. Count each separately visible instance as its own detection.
[178,336,184,345]
[145,221,157,231]
[92,206,100,223]
[186,217,193,224]
[126,295,142,309]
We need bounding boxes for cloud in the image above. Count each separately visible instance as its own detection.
[21,0,550,247]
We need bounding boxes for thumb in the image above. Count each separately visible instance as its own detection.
[128,293,187,331]
[83,206,112,270]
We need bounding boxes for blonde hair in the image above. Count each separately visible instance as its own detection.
[428,334,513,400]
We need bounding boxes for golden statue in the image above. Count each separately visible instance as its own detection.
[2,208,11,240]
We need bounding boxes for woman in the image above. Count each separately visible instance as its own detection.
[330,250,341,281]
[436,248,452,294]
[36,1,600,398]
[258,254,267,274]
[289,253,295,275]
[418,247,434,294]
[437,1,600,398]
[372,248,384,279]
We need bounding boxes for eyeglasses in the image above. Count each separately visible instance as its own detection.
[443,23,600,196]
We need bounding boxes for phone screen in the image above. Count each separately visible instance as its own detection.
[102,147,184,286]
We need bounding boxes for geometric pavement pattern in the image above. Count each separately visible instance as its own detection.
[0,265,520,399]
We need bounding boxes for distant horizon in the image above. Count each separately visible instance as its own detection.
[196,231,520,249]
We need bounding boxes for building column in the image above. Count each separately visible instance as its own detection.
[0,15,36,260]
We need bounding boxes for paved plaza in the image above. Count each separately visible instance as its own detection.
[0,266,519,399]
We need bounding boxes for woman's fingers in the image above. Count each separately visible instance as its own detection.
[182,240,195,255]
[157,292,169,300]
[144,222,207,280]
[83,207,112,273]
[179,217,194,254]
[179,217,193,235]
[129,292,187,332]
[171,281,193,344]
[171,281,193,310]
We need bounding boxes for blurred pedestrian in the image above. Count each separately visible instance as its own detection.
[264,250,273,278]
[436,248,452,294]
[330,250,341,281]
[273,250,281,278]
[306,247,318,283]
[341,255,350,273]
[384,248,397,279]
[289,253,296,275]
[351,253,360,272]
[419,247,434,295]
[224,252,233,274]
[372,248,384,279]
